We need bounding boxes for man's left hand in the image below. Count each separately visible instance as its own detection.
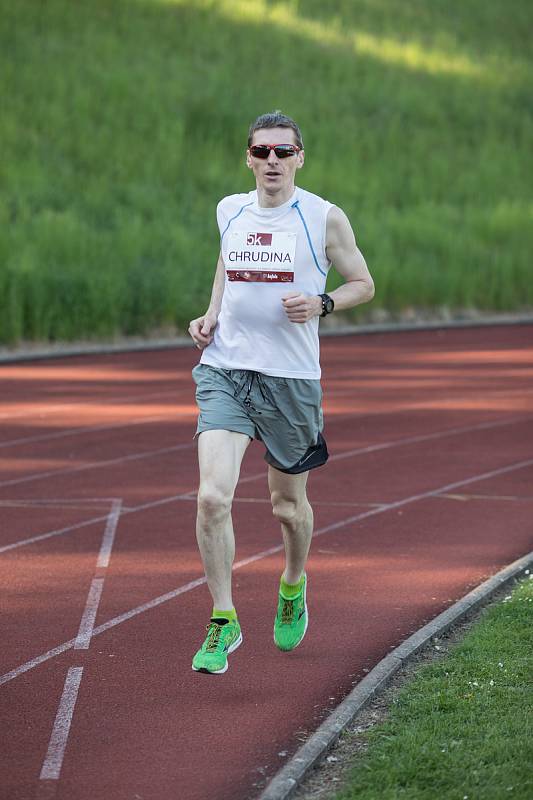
[282,292,322,324]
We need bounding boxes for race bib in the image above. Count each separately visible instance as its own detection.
[226,231,297,282]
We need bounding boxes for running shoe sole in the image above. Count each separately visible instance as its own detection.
[192,632,243,674]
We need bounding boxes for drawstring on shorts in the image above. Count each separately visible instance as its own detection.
[233,371,276,413]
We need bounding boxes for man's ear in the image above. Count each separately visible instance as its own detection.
[296,150,305,170]
[246,149,253,169]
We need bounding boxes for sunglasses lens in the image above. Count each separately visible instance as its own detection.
[250,145,270,159]
[275,146,297,158]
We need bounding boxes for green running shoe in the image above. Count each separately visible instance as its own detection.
[274,574,308,651]
[192,618,242,674]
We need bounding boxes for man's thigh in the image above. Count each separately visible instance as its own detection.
[198,429,251,495]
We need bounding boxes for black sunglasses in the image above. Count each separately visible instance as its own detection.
[249,144,301,159]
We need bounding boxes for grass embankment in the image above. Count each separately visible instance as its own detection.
[329,576,533,800]
[1,0,532,343]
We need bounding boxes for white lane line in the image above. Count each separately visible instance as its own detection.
[0,515,114,555]
[1,412,529,493]
[88,543,292,639]
[0,490,196,554]
[96,499,122,569]
[73,579,105,650]
[1,413,530,555]
[0,497,119,508]
[0,441,194,489]
[3,454,533,689]
[0,641,76,686]
[0,413,177,450]
[230,415,533,487]
[86,576,209,637]
[231,497,386,508]
[74,500,121,648]
[300,456,533,537]
[39,667,83,780]
[326,414,533,464]
[438,492,533,502]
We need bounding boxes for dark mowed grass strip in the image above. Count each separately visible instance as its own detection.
[328,576,533,800]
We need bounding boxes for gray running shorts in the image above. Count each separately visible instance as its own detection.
[192,364,328,473]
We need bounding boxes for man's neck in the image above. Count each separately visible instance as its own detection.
[256,184,296,208]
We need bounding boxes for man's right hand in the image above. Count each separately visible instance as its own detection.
[188,312,218,350]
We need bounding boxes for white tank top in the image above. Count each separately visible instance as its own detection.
[201,187,333,379]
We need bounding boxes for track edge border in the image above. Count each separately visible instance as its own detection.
[258,549,533,800]
[1,315,533,364]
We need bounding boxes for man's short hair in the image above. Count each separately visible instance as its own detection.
[247,110,303,149]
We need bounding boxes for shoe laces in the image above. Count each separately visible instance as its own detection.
[281,597,295,624]
[204,622,223,652]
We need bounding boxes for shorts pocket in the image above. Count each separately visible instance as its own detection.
[192,363,216,387]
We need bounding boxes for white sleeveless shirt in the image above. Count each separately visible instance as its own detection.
[200,187,333,379]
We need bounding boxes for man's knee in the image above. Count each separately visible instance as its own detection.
[271,491,303,526]
[197,485,233,524]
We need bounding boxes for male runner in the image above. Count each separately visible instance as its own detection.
[188,111,374,674]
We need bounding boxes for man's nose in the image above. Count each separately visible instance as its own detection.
[266,148,279,164]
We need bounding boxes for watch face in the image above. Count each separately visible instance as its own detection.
[325,297,334,313]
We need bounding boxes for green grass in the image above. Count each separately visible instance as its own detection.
[1,0,532,343]
[331,575,533,800]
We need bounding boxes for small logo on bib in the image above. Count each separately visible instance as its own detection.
[246,232,272,246]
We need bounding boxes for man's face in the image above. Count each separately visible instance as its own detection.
[246,126,304,197]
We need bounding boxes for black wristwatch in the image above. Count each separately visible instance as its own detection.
[318,293,335,317]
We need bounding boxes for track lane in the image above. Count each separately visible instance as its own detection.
[2,450,532,685]
[0,325,532,800]
[2,488,532,800]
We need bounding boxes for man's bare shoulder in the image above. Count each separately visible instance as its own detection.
[325,205,358,252]
[326,204,351,229]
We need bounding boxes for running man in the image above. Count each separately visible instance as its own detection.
[188,110,375,674]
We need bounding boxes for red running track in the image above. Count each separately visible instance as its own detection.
[1,325,532,800]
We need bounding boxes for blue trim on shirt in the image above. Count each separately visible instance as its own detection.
[291,200,327,277]
[220,201,254,241]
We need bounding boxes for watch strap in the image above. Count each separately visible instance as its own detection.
[319,293,334,317]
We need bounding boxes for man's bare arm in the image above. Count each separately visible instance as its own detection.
[282,206,374,323]
[188,252,225,349]
[323,205,374,309]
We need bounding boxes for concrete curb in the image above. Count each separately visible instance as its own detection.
[1,314,532,364]
[319,313,533,338]
[258,550,533,800]
[0,336,193,364]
